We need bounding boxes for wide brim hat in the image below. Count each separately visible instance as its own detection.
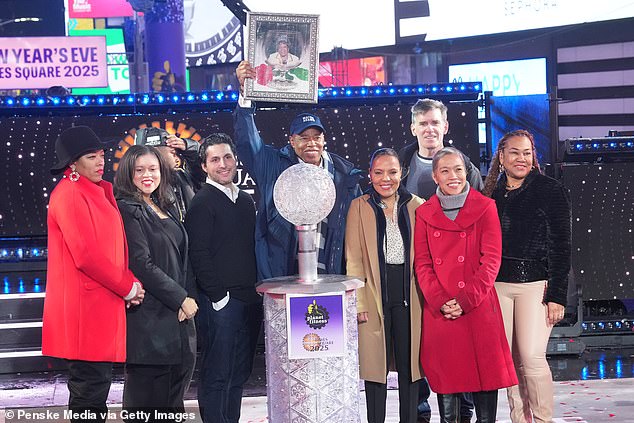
[50,126,111,175]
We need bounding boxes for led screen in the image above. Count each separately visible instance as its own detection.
[319,57,385,87]
[67,0,134,19]
[184,0,243,67]
[243,0,395,52]
[69,29,131,94]
[399,0,634,41]
[449,58,547,97]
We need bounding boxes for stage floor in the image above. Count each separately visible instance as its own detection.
[1,347,633,422]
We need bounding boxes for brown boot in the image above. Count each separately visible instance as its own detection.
[524,373,554,423]
[507,383,532,422]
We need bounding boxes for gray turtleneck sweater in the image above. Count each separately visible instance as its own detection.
[436,182,471,221]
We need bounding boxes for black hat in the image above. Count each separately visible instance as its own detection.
[50,126,110,175]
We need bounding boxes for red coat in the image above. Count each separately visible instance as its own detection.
[414,189,517,394]
[42,170,135,362]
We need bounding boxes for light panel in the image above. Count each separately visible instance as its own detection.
[0,83,482,113]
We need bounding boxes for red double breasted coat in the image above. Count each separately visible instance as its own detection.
[414,189,517,394]
[42,170,136,362]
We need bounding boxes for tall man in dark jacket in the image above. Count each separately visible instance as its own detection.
[399,98,479,423]
[234,61,363,281]
[399,98,483,200]
[185,134,262,423]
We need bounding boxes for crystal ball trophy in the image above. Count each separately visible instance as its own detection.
[273,163,336,283]
[257,163,364,422]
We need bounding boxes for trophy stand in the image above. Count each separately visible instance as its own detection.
[257,164,363,422]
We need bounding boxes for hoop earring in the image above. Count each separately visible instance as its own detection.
[69,167,80,182]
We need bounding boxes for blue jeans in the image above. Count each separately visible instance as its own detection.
[197,295,262,423]
[417,378,432,416]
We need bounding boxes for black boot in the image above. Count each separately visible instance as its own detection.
[472,390,498,423]
[437,393,460,423]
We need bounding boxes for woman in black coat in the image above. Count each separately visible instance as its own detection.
[483,130,571,423]
[114,145,198,413]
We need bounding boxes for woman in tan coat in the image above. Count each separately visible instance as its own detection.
[345,148,425,423]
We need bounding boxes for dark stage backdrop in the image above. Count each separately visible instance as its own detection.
[490,94,551,163]
[0,101,480,237]
[562,163,634,301]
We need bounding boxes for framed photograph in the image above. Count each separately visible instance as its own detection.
[244,12,319,104]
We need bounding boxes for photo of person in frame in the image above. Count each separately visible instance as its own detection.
[266,39,302,79]
[253,22,311,93]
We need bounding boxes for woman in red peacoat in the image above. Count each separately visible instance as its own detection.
[43,168,136,361]
[414,147,517,423]
[42,126,143,419]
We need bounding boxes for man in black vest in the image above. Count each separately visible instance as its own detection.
[185,133,262,423]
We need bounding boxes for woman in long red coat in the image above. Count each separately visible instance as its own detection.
[42,126,144,421]
[414,147,517,423]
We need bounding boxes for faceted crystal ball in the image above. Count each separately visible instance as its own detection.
[273,163,336,225]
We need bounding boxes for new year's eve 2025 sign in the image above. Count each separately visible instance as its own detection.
[286,292,345,360]
[0,37,108,90]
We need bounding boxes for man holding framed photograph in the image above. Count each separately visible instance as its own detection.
[234,60,363,281]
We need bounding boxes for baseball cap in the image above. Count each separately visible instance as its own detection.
[289,113,325,136]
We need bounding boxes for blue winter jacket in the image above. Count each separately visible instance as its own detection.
[233,104,363,281]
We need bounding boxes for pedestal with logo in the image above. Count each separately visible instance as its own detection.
[258,164,363,422]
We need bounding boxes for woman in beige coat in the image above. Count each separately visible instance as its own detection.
[345,148,425,423]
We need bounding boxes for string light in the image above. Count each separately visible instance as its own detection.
[0,83,482,112]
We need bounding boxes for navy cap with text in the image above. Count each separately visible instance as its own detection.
[289,113,325,136]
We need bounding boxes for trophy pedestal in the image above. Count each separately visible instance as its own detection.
[257,275,364,423]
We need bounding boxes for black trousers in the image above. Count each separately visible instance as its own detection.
[122,328,196,418]
[365,264,419,423]
[66,360,113,423]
